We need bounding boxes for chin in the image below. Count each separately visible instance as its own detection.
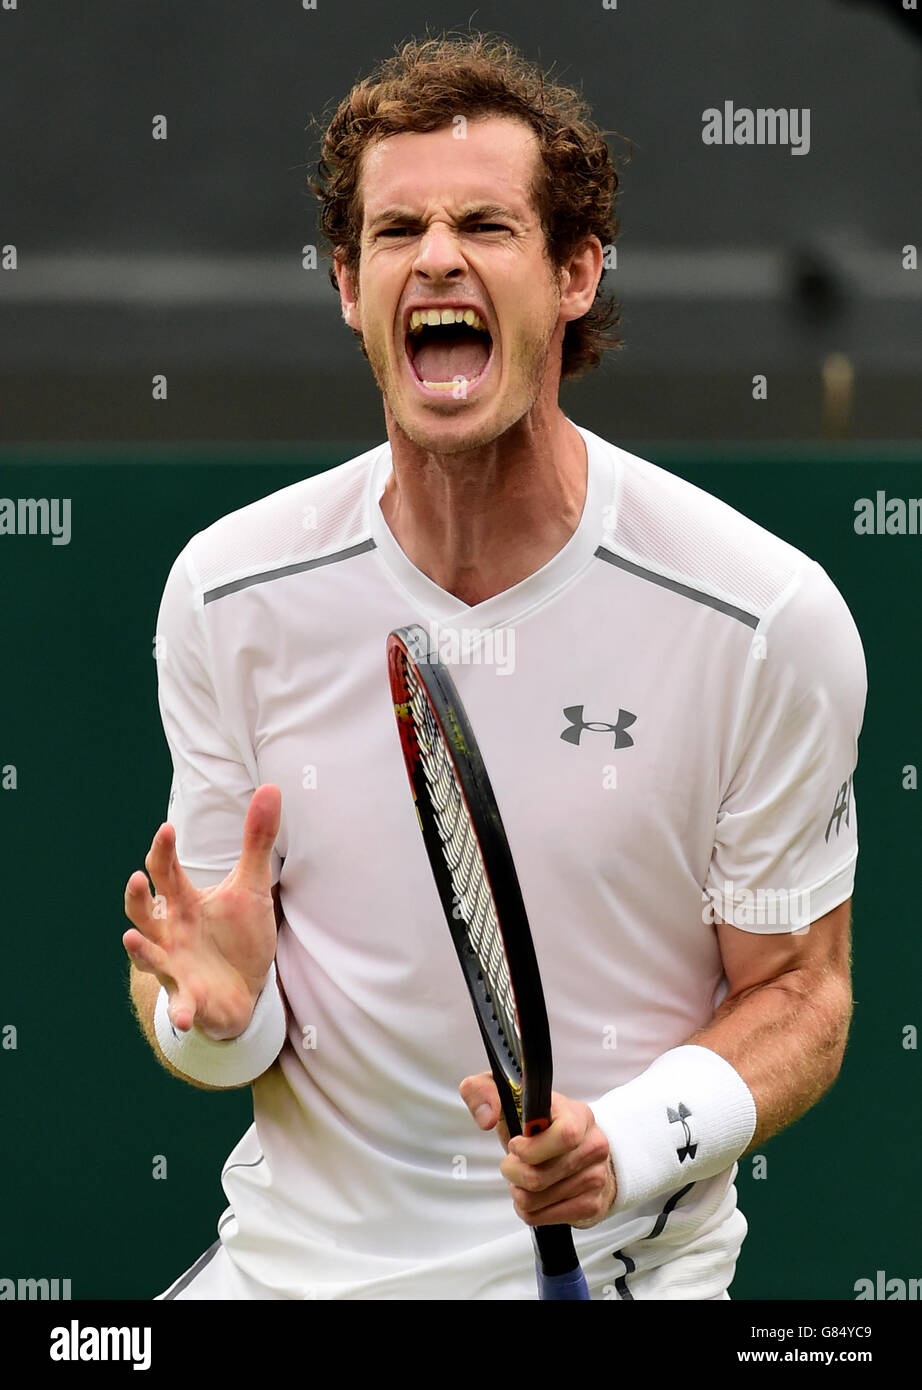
[391,401,515,457]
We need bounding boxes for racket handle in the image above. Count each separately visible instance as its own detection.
[535,1260,591,1301]
[532,1226,591,1300]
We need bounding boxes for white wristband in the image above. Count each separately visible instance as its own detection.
[590,1045,757,1214]
[153,961,287,1087]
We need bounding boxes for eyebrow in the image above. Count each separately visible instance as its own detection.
[365,203,525,233]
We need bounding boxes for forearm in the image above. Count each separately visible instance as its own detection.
[686,968,853,1151]
[128,964,247,1092]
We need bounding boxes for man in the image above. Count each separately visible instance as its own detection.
[123,35,865,1300]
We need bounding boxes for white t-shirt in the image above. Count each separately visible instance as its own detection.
[155,422,866,1299]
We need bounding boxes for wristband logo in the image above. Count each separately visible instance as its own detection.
[667,1102,698,1162]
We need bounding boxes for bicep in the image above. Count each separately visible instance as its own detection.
[715,897,852,1001]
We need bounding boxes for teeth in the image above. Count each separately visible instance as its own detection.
[408,307,488,335]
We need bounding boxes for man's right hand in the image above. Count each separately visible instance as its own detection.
[123,784,282,1041]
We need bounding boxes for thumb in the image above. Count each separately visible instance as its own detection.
[235,784,282,891]
[459,1072,503,1130]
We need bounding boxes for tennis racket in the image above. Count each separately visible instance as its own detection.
[387,623,590,1301]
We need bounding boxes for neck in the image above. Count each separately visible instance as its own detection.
[378,404,588,607]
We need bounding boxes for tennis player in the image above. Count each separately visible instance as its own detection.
[123,34,866,1300]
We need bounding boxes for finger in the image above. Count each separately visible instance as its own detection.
[507,1104,589,1167]
[123,871,163,939]
[143,821,193,909]
[503,1109,609,1191]
[500,1131,600,1191]
[234,784,282,893]
[165,993,196,1034]
[123,932,197,1028]
[501,1146,577,1191]
[511,1162,613,1226]
[123,931,196,1032]
[459,1072,502,1130]
[122,928,175,984]
[516,1190,607,1229]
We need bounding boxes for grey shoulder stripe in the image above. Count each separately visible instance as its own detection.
[204,537,376,605]
[594,546,759,629]
[161,1239,221,1300]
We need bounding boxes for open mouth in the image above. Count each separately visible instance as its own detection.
[404,309,494,394]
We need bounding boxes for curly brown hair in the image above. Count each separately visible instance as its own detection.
[307,32,629,380]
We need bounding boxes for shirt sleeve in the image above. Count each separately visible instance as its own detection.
[156,543,282,890]
[704,560,867,932]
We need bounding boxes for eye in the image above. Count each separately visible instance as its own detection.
[376,223,510,238]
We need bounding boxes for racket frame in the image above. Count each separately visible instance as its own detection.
[387,624,589,1295]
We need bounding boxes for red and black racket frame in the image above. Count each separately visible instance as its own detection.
[387,626,588,1292]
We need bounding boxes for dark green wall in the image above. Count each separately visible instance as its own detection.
[0,444,916,1300]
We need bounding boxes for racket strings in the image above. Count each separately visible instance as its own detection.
[405,664,522,1071]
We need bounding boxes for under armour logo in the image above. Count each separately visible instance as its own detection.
[560,705,636,748]
[667,1102,697,1162]
[825,775,852,842]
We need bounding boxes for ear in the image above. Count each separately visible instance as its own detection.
[334,254,361,333]
[557,235,604,326]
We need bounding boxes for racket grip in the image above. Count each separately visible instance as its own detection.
[535,1260,591,1301]
[532,1225,591,1300]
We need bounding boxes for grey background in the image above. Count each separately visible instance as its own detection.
[0,0,919,442]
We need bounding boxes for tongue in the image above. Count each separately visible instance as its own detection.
[412,335,490,383]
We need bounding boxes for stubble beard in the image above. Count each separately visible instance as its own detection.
[363,305,560,459]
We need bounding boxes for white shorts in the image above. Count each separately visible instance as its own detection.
[157,1238,732,1301]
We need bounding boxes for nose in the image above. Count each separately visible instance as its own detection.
[411,221,467,280]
